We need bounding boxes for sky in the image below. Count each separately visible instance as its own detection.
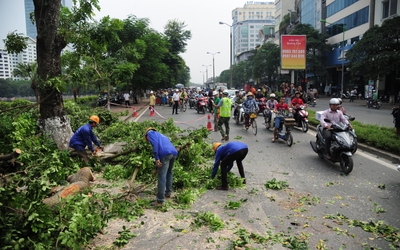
[94,0,250,85]
[0,0,250,85]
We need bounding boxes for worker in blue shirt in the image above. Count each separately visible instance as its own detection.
[212,141,248,190]
[69,115,102,163]
[144,127,178,206]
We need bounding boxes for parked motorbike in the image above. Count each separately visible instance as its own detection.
[96,95,107,107]
[292,105,309,133]
[257,97,267,114]
[196,97,207,114]
[310,118,357,174]
[234,104,245,124]
[366,99,381,109]
[273,115,295,147]
[110,94,124,105]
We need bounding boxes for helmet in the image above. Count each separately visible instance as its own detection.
[213,91,218,95]
[257,89,261,92]
[150,91,154,94]
[144,127,157,141]
[223,91,229,95]
[213,142,222,153]
[329,98,340,105]
[175,89,179,91]
[295,91,300,95]
[338,98,343,104]
[247,92,254,96]
[270,93,276,98]
[235,90,239,94]
[89,115,100,124]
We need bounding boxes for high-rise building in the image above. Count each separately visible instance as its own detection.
[24,0,73,39]
[231,2,275,63]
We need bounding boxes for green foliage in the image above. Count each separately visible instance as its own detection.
[264,178,289,190]
[114,226,138,247]
[192,211,224,232]
[3,31,28,54]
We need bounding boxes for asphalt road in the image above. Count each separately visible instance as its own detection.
[308,97,396,128]
[123,104,400,250]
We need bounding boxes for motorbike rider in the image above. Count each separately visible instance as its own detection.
[320,98,353,159]
[255,89,264,101]
[242,92,258,130]
[213,91,232,141]
[368,90,378,106]
[291,91,306,124]
[233,91,245,118]
[265,93,278,128]
[272,96,289,142]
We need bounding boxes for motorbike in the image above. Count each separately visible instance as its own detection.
[381,95,389,103]
[310,118,357,174]
[292,105,309,133]
[392,107,399,125]
[263,108,273,130]
[273,114,295,147]
[234,103,245,124]
[207,97,214,113]
[195,97,207,114]
[257,97,267,114]
[306,95,316,107]
[366,99,381,109]
[189,94,196,109]
[96,95,107,107]
[110,94,124,105]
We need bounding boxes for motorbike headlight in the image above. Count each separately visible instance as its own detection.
[334,135,345,145]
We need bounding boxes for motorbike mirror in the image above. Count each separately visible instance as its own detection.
[349,117,355,121]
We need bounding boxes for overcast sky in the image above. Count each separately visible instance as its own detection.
[0,0,251,85]
[94,0,249,85]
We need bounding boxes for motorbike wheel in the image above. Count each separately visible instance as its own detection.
[197,108,200,114]
[377,105,381,110]
[286,132,293,147]
[251,119,257,135]
[301,121,308,133]
[235,116,240,124]
[340,154,353,174]
[264,117,270,130]
[202,107,205,114]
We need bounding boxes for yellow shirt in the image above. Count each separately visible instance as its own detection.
[150,95,156,105]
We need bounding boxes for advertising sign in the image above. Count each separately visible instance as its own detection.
[281,35,306,69]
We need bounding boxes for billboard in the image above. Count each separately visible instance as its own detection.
[281,35,306,70]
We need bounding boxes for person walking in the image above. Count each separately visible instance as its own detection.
[144,128,178,206]
[172,89,180,115]
[213,91,232,141]
[69,115,103,163]
[149,91,156,109]
[211,141,248,190]
[212,91,220,132]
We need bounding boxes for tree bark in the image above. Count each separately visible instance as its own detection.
[0,149,21,161]
[34,0,73,150]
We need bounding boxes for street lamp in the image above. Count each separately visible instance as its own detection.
[207,51,220,85]
[321,19,346,96]
[202,64,211,83]
[219,21,242,89]
[200,71,205,84]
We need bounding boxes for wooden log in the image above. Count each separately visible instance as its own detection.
[0,149,21,161]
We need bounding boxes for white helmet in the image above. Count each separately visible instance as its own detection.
[213,91,218,95]
[329,98,340,105]
[257,89,261,92]
[270,93,276,98]
[338,98,343,104]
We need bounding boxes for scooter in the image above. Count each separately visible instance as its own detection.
[257,97,267,114]
[196,97,207,114]
[306,96,316,107]
[234,104,245,124]
[310,118,357,174]
[189,94,196,109]
[293,105,309,133]
[207,97,214,113]
[273,114,295,147]
[366,99,381,109]
[96,95,107,107]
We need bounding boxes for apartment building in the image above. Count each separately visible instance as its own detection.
[231,1,276,63]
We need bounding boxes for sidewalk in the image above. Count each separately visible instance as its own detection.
[107,98,150,121]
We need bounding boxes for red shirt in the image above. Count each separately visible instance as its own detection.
[291,98,304,108]
[275,103,289,111]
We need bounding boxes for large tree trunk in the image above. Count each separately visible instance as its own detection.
[34,0,73,150]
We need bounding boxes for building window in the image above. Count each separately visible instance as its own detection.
[382,0,398,19]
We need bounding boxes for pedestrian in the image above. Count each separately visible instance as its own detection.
[144,128,178,206]
[123,91,130,108]
[213,91,232,141]
[172,89,180,115]
[211,141,248,190]
[149,91,156,109]
[212,91,220,132]
[69,115,103,163]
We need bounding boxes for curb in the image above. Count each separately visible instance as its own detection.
[308,124,400,164]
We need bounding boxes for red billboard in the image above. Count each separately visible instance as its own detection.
[281,35,307,70]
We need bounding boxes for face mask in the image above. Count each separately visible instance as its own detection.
[248,96,253,100]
